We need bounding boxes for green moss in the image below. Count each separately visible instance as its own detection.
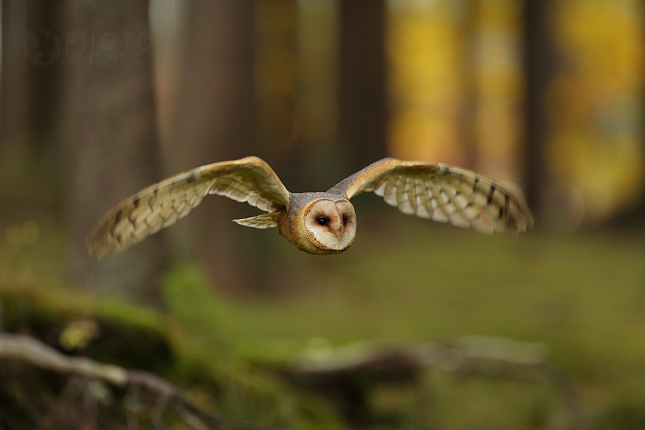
[2,224,645,429]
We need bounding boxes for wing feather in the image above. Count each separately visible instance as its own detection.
[382,177,398,206]
[328,158,533,236]
[405,175,417,214]
[87,156,290,259]
[232,211,280,229]
[414,177,432,219]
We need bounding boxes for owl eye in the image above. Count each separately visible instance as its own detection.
[317,217,329,226]
[342,216,348,226]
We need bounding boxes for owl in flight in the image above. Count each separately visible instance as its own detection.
[87,157,533,259]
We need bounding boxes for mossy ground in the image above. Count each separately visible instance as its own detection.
[1,215,644,429]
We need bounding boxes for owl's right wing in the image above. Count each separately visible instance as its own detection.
[328,158,533,236]
[87,156,290,259]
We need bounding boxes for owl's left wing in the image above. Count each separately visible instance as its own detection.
[328,158,533,236]
[87,156,290,259]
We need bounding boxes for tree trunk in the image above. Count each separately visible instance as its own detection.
[1,0,30,161]
[60,0,166,306]
[167,0,277,294]
[254,0,300,186]
[338,0,388,172]
[1,0,62,180]
[523,0,555,215]
[459,0,480,169]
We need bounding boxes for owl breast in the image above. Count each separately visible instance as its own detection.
[278,194,356,255]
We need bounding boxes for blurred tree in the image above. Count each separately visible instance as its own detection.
[523,0,556,214]
[1,0,62,191]
[388,2,472,165]
[291,0,341,192]
[167,0,282,294]
[0,1,29,161]
[458,0,480,169]
[339,0,388,171]
[255,0,346,194]
[60,0,166,306]
[547,0,644,225]
[254,0,342,193]
[473,0,525,185]
[254,0,300,184]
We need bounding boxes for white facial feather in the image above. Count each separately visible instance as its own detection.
[304,200,356,252]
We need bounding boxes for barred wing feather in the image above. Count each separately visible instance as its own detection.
[330,158,533,236]
[87,157,290,259]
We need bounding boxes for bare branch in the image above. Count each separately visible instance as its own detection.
[0,333,128,385]
[292,336,593,430]
[0,333,217,430]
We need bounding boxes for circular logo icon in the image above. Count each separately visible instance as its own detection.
[25,28,61,66]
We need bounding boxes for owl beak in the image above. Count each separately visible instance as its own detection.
[333,219,344,240]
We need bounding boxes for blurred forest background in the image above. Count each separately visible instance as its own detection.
[1,0,645,429]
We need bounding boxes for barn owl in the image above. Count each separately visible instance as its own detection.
[87,157,533,259]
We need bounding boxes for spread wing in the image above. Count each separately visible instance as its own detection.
[87,156,290,259]
[328,158,534,235]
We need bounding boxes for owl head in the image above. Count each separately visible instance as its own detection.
[296,199,356,255]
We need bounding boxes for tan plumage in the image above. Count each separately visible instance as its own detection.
[87,156,533,259]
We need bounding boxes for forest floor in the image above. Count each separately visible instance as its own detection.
[1,215,644,429]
